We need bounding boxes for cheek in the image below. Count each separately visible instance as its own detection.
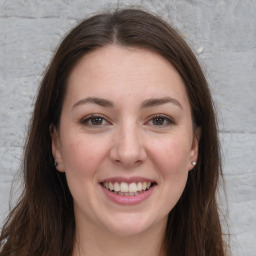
[60,135,110,205]
[60,134,108,177]
[149,138,190,213]
[149,136,191,177]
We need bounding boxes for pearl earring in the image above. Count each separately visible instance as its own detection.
[192,161,196,166]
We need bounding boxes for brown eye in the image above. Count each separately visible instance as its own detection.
[149,115,174,126]
[81,115,109,127]
[90,117,104,125]
[152,117,166,125]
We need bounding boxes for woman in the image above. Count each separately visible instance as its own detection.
[0,8,228,256]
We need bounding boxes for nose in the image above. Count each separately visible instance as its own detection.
[109,123,147,168]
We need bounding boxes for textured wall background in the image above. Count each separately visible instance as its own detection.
[0,0,255,255]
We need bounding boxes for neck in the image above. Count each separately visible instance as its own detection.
[72,217,167,256]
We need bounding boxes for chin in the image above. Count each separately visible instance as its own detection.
[107,224,149,237]
[101,213,163,237]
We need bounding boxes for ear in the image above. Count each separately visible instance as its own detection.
[49,124,65,172]
[188,127,201,171]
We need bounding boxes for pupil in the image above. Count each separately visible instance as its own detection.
[153,117,164,125]
[92,117,102,125]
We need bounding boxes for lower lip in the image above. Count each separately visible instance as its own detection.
[100,185,156,205]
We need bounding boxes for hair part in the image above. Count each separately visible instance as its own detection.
[0,8,228,256]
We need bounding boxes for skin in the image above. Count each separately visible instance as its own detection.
[51,45,200,256]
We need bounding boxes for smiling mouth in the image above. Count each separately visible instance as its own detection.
[100,181,157,196]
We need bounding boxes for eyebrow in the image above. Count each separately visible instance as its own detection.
[72,96,182,109]
[73,97,114,109]
[140,97,182,109]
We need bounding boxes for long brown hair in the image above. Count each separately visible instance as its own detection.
[0,8,228,256]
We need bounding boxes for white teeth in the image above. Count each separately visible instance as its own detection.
[114,182,120,192]
[142,182,147,190]
[102,181,153,194]
[109,182,114,191]
[103,182,109,189]
[137,182,142,191]
[120,182,129,192]
[128,182,137,193]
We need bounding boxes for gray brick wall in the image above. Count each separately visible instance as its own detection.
[0,1,255,255]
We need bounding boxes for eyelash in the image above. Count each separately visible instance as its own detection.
[80,114,174,127]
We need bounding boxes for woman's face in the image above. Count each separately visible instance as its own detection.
[52,45,200,236]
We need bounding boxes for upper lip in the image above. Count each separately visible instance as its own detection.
[99,176,156,184]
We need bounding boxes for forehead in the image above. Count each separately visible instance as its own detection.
[65,45,190,109]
